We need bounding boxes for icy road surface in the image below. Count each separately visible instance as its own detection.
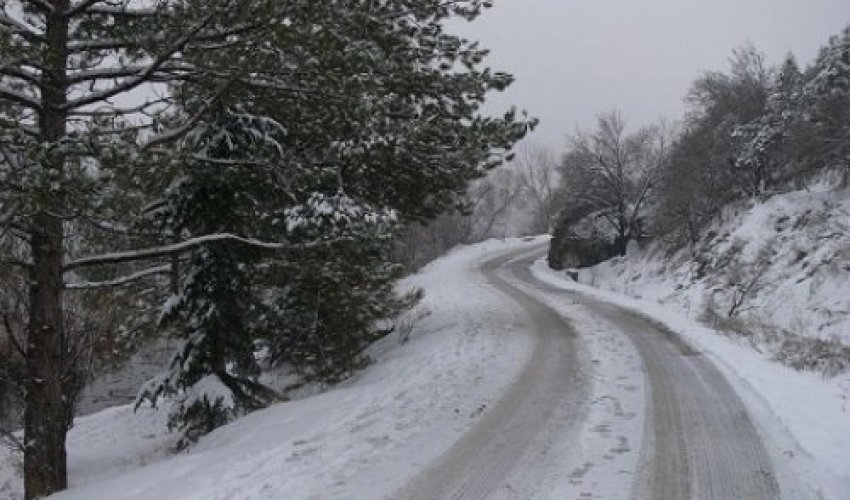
[396,245,780,499]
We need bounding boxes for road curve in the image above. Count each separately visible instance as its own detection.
[390,248,591,500]
[392,245,780,499]
[508,249,781,499]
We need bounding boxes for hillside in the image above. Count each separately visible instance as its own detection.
[564,181,850,376]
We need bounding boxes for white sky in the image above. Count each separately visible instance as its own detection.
[454,0,850,150]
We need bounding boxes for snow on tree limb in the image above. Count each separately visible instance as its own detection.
[60,14,217,111]
[140,80,235,151]
[62,232,354,272]
[0,85,41,110]
[0,11,43,41]
[71,3,158,18]
[64,264,172,290]
[24,0,53,14]
[62,233,292,271]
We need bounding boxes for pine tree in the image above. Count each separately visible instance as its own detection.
[132,0,533,442]
[802,26,850,185]
[135,110,283,444]
[0,1,272,495]
[733,27,850,191]
[733,54,804,192]
[1,1,531,494]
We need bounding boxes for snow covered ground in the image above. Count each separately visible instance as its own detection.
[546,183,850,497]
[579,183,850,350]
[0,237,545,500]
[2,222,847,499]
[533,256,850,499]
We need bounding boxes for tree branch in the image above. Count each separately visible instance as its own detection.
[65,264,171,290]
[77,5,157,17]
[0,428,25,454]
[24,0,54,14]
[0,63,42,87]
[61,14,216,111]
[141,79,234,151]
[0,11,44,42]
[63,233,291,272]
[0,85,42,110]
[65,0,107,17]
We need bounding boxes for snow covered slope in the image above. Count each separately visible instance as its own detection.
[0,237,544,500]
[533,261,850,499]
[539,182,850,498]
[577,183,850,370]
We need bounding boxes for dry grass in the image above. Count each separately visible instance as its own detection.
[700,300,850,377]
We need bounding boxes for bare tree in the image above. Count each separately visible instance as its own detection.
[466,167,525,241]
[513,143,563,234]
[559,110,665,255]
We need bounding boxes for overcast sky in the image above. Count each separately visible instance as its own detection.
[454,0,850,150]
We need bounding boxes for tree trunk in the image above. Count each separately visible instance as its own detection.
[24,213,68,499]
[25,1,72,498]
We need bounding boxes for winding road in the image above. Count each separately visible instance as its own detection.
[393,245,780,500]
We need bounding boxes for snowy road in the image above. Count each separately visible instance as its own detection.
[393,249,592,500]
[395,245,781,499]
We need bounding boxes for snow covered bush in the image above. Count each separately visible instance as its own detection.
[774,337,850,377]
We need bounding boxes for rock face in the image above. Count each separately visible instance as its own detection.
[547,211,621,270]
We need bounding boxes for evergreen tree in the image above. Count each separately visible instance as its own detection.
[652,45,772,246]
[136,110,282,443]
[732,54,804,192]
[132,0,532,441]
[801,26,850,185]
[733,27,850,191]
[0,0,531,496]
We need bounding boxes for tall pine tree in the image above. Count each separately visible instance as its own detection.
[0,1,531,495]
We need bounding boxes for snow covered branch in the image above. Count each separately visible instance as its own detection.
[24,0,54,14]
[61,15,215,111]
[63,231,357,273]
[0,85,41,110]
[64,264,171,290]
[65,0,117,17]
[141,80,234,151]
[0,11,44,42]
[72,4,157,18]
[0,63,41,87]
[68,97,170,117]
[63,233,293,272]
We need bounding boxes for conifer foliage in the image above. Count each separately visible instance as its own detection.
[0,0,531,497]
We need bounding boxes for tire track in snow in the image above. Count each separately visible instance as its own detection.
[520,259,782,500]
[390,247,591,500]
[392,246,781,499]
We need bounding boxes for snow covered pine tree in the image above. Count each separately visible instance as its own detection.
[0,0,531,496]
[136,0,533,444]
